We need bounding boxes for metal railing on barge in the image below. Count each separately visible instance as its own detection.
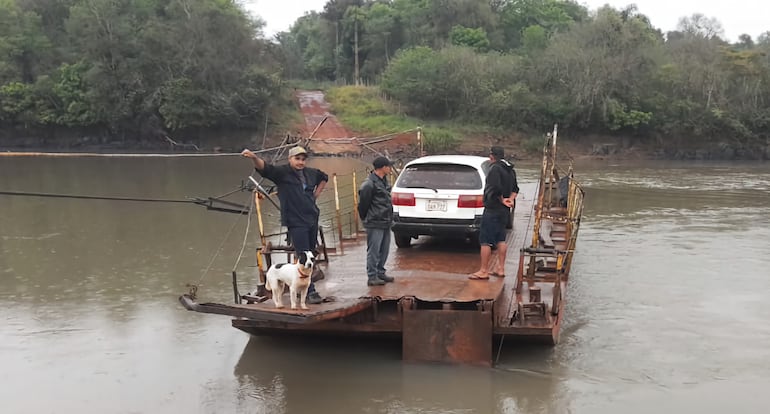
[514,125,586,323]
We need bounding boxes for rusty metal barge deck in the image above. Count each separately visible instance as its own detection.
[180,130,584,366]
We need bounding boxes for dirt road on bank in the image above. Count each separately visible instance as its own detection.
[295,90,361,155]
[294,90,420,159]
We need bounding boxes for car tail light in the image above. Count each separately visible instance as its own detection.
[392,192,416,206]
[457,194,484,208]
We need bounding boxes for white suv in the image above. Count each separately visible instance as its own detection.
[391,155,511,248]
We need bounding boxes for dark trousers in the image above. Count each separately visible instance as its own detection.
[366,227,391,279]
[288,224,318,295]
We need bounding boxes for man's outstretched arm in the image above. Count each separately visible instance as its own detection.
[241,149,266,171]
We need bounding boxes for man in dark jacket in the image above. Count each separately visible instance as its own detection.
[470,146,519,280]
[357,156,395,286]
[241,146,328,303]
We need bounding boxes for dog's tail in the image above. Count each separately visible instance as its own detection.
[265,277,271,292]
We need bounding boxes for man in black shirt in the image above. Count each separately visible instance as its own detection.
[469,146,519,280]
[242,146,328,304]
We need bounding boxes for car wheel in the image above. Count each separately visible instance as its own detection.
[394,232,412,248]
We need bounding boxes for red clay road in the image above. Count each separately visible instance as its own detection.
[295,90,361,155]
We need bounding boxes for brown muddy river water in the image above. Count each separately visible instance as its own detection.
[1,155,769,413]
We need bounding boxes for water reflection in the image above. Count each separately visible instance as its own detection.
[230,337,566,413]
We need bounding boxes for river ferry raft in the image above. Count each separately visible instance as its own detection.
[179,127,585,366]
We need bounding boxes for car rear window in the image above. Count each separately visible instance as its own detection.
[396,163,482,190]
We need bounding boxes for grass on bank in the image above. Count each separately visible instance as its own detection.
[324,85,508,154]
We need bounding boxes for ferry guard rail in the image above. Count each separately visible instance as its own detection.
[513,126,585,325]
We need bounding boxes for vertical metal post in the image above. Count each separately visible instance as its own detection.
[255,191,266,247]
[254,191,267,295]
[551,124,558,169]
[256,248,266,287]
[232,271,241,304]
[417,127,423,155]
[565,177,575,243]
[319,226,329,260]
[352,171,359,235]
[551,252,564,315]
[531,137,549,249]
[546,124,558,209]
[333,173,344,254]
[515,250,525,294]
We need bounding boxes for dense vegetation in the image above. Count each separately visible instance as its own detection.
[2,0,770,157]
[0,0,285,143]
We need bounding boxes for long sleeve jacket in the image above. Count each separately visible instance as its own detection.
[257,163,328,228]
[483,160,519,212]
[357,172,393,229]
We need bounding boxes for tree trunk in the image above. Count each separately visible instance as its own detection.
[385,33,390,64]
[335,21,340,81]
[354,19,360,86]
[706,86,713,109]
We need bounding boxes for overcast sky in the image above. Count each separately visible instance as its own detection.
[244,0,767,42]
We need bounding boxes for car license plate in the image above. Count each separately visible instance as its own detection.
[425,200,447,212]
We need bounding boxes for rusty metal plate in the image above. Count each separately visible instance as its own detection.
[179,295,372,324]
[402,309,493,366]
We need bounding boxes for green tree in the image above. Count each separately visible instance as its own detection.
[0,0,52,83]
[381,46,446,116]
[344,5,367,85]
[360,2,400,79]
[449,25,490,52]
[280,12,335,80]
[498,0,586,50]
[520,25,547,54]
[426,0,497,46]
[46,61,99,126]
[0,81,35,122]
[534,6,660,130]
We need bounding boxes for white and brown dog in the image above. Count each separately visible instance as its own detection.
[265,251,315,310]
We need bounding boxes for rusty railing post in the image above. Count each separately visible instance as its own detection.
[254,191,268,296]
[333,173,344,254]
[352,171,359,235]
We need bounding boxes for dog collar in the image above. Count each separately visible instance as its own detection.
[298,268,311,279]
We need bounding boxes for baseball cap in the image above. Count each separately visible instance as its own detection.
[372,156,393,169]
[288,146,308,158]
[490,146,505,159]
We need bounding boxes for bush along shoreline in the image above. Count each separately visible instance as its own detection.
[2,0,769,160]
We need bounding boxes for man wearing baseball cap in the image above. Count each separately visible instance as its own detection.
[358,156,395,286]
[469,146,519,280]
[242,145,328,304]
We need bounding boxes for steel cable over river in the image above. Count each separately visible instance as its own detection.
[0,190,196,204]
